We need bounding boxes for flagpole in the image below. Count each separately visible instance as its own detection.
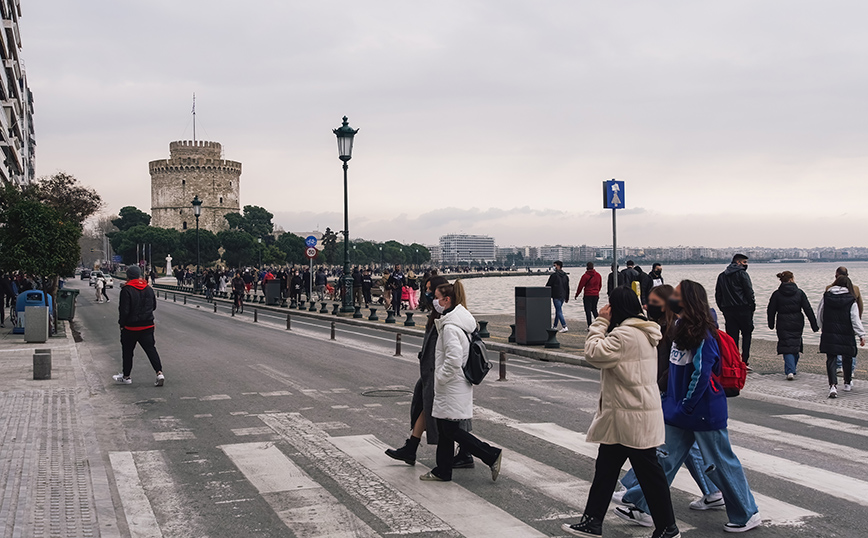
[192,93,196,143]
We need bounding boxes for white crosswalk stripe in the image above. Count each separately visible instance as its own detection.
[774,413,868,438]
[109,452,163,538]
[728,419,868,461]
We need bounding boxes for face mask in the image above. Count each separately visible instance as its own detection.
[425,291,434,301]
[433,299,446,314]
[667,298,684,315]
[647,304,664,321]
[742,264,748,271]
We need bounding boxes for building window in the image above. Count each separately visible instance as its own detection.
[182,179,186,186]
[229,181,232,187]
[182,221,187,230]
[219,197,223,204]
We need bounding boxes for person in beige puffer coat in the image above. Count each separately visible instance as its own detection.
[562,287,680,538]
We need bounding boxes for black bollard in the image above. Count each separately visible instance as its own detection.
[213,302,217,313]
[394,333,402,356]
[254,309,259,323]
[259,295,265,304]
[385,310,396,324]
[477,320,490,338]
[173,294,176,302]
[286,313,291,330]
[320,302,329,313]
[353,306,363,319]
[498,351,507,381]
[332,303,340,315]
[308,301,317,312]
[404,312,415,327]
[183,295,187,305]
[508,324,516,343]
[290,298,297,309]
[330,321,336,340]
[368,308,379,321]
[298,300,306,310]
[544,327,560,349]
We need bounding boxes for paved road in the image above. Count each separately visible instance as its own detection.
[69,281,868,537]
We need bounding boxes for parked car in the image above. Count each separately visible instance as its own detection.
[80,269,91,280]
[89,271,114,288]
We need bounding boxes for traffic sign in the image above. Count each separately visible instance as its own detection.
[305,235,318,248]
[603,180,625,209]
[305,247,318,259]
[112,255,122,263]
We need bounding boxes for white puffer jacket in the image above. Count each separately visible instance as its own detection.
[432,304,477,420]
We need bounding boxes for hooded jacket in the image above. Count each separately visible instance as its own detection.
[584,316,664,449]
[663,332,728,432]
[767,282,818,355]
[118,279,157,330]
[576,269,602,298]
[432,304,478,420]
[818,287,866,357]
[715,263,755,311]
[545,269,570,301]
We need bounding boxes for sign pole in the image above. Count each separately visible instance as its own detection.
[612,207,618,283]
[309,258,313,300]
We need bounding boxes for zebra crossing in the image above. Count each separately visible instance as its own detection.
[108,406,868,537]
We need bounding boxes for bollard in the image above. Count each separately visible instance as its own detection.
[173,294,176,302]
[298,300,306,310]
[184,295,187,305]
[478,320,490,338]
[254,309,259,323]
[394,333,402,356]
[544,327,560,349]
[404,312,415,327]
[259,295,265,304]
[308,301,317,312]
[353,305,363,319]
[330,321,336,340]
[385,310,396,324]
[213,302,217,313]
[508,324,516,343]
[33,349,51,380]
[498,351,507,381]
[286,313,291,330]
[332,303,340,315]
[290,298,297,309]
[231,305,235,317]
[280,298,287,308]
[368,308,379,321]
[320,302,329,314]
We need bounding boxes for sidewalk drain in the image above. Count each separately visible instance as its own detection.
[362,389,413,398]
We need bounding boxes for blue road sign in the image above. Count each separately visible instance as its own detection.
[112,255,122,263]
[305,235,318,248]
[603,180,625,209]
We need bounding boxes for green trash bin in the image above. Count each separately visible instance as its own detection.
[56,288,80,321]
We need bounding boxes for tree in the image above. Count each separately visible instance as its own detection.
[22,172,102,225]
[176,229,220,267]
[276,232,307,264]
[217,229,257,268]
[112,206,151,231]
[223,205,274,238]
[108,225,180,266]
[320,227,339,264]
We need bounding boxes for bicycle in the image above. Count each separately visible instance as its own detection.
[232,291,244,315]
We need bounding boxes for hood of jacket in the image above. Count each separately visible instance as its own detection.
[724,262,745,276]
[778,281,798,297]
[125,279,149,290]
[438,304,477,334]
[829,286,850,295]
[620,317,663,347]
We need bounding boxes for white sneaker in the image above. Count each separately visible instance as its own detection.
[613,506,653,527]
[690,491,725,511]
[723,511,762,533]
[843,383,852,392]
[829,386,838,399]
[786,373,794,381]
[112,373,132,385]
[612,485,629,506]
[155,373,165,387]
[559,327,569,333]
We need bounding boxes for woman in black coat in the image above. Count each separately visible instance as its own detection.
[767,271,818,380]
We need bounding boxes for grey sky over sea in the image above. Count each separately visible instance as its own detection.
[22,1,868,248]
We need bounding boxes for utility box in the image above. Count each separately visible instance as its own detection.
[264,279,282,306]
[33,349,51,380]
[15,291,53,335]
[24,306,49,343]
[56,288,80,320]
[515,287,552,345]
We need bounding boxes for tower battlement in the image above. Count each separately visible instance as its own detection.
[169,140,222,159]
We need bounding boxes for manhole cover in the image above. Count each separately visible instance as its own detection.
[362,389,413,398]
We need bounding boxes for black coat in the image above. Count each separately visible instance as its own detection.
[545,270,570,301]
[118,283,157,329]
[715,263,756,311]
[767,282,818,355]
[820,291,859,357]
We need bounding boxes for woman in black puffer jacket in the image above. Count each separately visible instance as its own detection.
[767,271,818,380]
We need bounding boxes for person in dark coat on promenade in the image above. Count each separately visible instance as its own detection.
[385,275,473,468]
[767,271,818,380]
[715,254,756,367]
[818,275,866,398]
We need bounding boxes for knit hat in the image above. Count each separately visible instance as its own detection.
[126,266,141,280]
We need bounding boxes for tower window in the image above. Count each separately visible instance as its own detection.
[219,197,223,204]
[182,221,187,230]
[182,179,186,186]
[229,181,232,187]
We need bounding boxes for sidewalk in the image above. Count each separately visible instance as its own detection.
[0,322,118,538]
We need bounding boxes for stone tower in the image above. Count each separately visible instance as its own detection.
[149,140,241,232]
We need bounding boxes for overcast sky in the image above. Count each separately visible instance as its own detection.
[21,1,868,248]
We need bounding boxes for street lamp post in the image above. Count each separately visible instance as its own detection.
[379,246,383,270]
[258,237,262,268]
[333,116,358,313]
[191,195,202,291]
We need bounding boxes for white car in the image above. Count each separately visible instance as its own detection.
[89,271,114,288]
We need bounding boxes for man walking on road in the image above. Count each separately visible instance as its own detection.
[715,254,756,368]
[575,262,602,327]
[546,260,570,332]
[113,266,164,386]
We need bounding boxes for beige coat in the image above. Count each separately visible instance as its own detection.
[584,316,665,449]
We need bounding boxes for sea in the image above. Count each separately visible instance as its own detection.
[461,261,868,345]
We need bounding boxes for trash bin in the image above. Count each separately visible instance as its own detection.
[515,287,551,345]
[14,291,54,335]
[56,288,80,321]
[264,279,282,306]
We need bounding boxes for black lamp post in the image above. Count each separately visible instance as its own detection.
[333,116,358,313]
[191,195,202,290]
[379,246,383,270]
[258,237,262,268]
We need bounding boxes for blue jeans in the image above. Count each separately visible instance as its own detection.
[622,442,718,500]
[783,353,799,375]
[553,299,566,328]
[626,425,758,526]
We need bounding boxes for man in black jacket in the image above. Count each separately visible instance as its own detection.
[361,269,373,307]
[715,254,756,366]
[545,261,570,332]
[113,266,164,386]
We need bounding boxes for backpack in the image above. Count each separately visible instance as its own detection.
[713,330,748,397]
[463,330,492,385]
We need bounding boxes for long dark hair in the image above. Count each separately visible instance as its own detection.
[607,287,646,333]
[425,275,448,330]
[673,280,718,351]
[833,275,856,297]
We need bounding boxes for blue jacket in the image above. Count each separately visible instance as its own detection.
[662,332,728,431]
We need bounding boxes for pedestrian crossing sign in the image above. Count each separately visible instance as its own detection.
[603,180,625,209]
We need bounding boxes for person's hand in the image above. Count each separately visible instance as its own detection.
[598,304,612,321]
[861,337,865,347]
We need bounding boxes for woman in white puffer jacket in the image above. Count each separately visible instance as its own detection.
[420,280,503,483]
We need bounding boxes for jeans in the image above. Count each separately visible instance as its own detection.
[583,296,599,326]
[432,418,499,481]
[552,299,567,328]
[120,328,163,378]
[627,425,758,526]
[585,444,675,530]
[827,354,853,386]
[783,353,799,376]
[723,309,754,364]
[622,442,718,500]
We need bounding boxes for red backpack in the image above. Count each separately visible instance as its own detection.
[713,330,748,397]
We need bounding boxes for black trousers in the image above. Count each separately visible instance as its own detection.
[101,287,110,301]
[827,353,853,386]
[584,443,676,530]
[392,290,403,315]
[362,287,372,305]
[433,418,500,481]
[121,328,163,377]
[583,296,600,326]
[723,309,754,363]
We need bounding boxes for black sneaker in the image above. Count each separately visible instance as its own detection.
[562,514,602,537]
[453,453,475,469]
[651,524,681,538]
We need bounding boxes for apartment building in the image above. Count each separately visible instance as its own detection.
[0,0,35,186]
[438,234,496,263]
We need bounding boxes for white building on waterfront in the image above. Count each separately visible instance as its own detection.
[0,0,35,186]
[439,234,496,263]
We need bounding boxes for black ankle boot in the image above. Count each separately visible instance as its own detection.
[453,450,475,469]
[385,437,420,466]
